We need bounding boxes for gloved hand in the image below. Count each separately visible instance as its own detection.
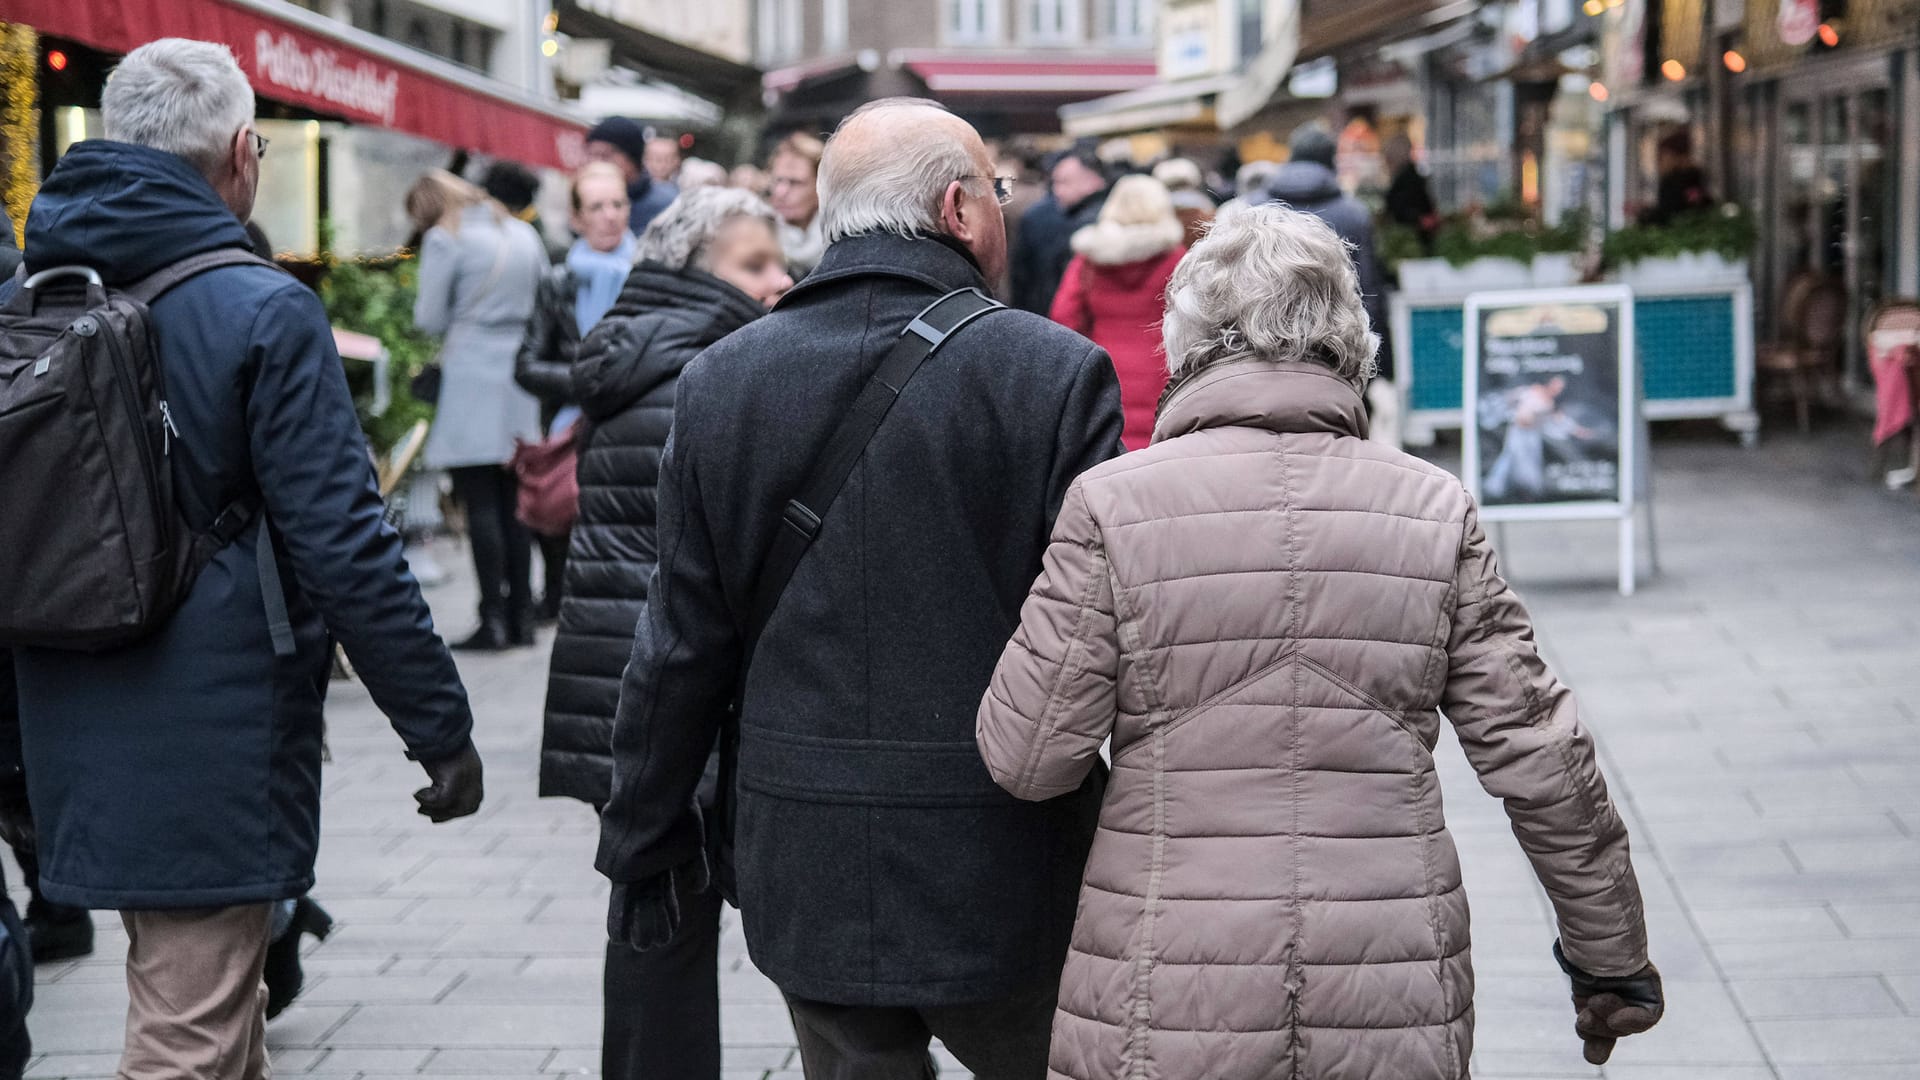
[413,740,484,823]
[1554,940,1665,1064]
[608,856,710,952]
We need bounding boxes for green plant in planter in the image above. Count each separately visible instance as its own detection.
[317,241,437,459]
[1376,221,1426,274]
[1602,204,1756,268]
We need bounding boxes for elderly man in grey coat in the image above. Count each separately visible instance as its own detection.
[594,98,1125,1078]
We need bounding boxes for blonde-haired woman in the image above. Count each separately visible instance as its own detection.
[407,168,549,650]
[1048,174,1186,450]
[981,204,1661,1079]
[769,132,826,275]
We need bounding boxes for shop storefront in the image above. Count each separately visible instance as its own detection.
[1736,13,1920,382]
[3,0,587,256]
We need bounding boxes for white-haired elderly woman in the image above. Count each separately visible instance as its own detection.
[978,204,1662,1080]
[535,186,788,1079]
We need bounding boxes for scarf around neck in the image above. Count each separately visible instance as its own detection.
[568,233,637,336]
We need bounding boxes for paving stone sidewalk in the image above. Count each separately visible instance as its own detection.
[14,424,1920,1079]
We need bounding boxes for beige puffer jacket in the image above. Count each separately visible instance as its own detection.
[978,360,1648,1080]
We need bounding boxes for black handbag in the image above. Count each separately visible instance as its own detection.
[408,363,442,405]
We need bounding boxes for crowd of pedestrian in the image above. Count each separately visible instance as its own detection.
[0,34,1669,1080]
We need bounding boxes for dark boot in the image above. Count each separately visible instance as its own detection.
[264,898,334,1021]
[508,608,537,648]
[452,616,512,652]
[25,899,93,963]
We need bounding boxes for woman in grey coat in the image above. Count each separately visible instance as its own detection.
[408,170,549,650]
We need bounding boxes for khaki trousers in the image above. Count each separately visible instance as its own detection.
[119,904,272,1080]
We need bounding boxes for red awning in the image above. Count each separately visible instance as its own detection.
[11,0,588,170]
[895,51,1157,96]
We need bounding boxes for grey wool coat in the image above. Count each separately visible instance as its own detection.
[415,204,548,469]
[594,233,1126,1006]
[979,360,1649,1080]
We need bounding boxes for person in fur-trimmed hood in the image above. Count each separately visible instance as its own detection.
[1049,174,1186,450]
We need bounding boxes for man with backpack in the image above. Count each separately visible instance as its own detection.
[0,39,481,1077]
[595,99,1125,1077]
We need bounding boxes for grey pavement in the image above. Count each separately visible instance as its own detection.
[14,422,1920,1079]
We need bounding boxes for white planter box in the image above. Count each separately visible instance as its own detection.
[1397,257,1532,298]
[1530,252,1581,287]
[1613,253,1749,291]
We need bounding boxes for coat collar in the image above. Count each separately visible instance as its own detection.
[1153,359,1369,444]
[782,232,986,303]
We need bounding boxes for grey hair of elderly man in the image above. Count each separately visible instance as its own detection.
[1163,203,1380,390]
[815,97,1009,287]
[101,38,262,223]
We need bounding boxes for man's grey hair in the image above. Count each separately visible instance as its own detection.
[1162,204,1378,388]
[637,186,780,272]
[103,38,256,178]
[816,98,987,243]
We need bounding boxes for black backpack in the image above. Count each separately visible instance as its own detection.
[0,250,293,654]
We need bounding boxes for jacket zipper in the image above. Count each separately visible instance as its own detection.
[100,323,168,536]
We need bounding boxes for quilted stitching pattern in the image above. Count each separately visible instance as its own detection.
[979,362,1648,1080]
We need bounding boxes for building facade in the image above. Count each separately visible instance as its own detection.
[758,0,1159,137]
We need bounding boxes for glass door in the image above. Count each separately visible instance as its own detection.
[1775,70,1895,386]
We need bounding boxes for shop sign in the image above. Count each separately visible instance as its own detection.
[1777,0,1819,46]
[252,31,401,127]
[1463,285,1648,593]
[1159,0,1222,81]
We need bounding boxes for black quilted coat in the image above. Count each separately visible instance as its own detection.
[538,263,766,803]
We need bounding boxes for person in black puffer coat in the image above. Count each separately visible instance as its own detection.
[515,162,637,621]
[538,186,791,1080]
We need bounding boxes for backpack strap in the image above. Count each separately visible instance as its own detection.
[135,246,297,659]
[196,499,296,658]
[123,249,285,306]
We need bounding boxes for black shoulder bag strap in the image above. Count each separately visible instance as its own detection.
[707,286,1002,899]
[128,249,299,657]
[742,285,1004,665]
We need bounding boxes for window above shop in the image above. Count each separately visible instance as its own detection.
[1020,0,1083,46]
[946,0,1003,46]
[1099,0,1154,47]
[756,0,803,63]
[345,0,500,75]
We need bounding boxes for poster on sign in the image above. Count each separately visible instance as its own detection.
[1463,285,1647,593]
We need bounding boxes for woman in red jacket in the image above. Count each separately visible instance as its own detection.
[1050,174,1187,450]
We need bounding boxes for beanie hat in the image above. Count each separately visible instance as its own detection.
[586,116,650,166]
[1288,125,1338,169]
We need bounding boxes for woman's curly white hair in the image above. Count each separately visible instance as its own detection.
[1161,203,1378,388]
[636,186,780,272]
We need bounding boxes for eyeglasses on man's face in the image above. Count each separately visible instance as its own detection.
[248,129,270,161]
[962,175,1016,206]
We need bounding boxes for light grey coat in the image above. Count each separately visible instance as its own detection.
[415,204,547,469]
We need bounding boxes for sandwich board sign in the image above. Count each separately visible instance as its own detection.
[1462,285,1650,595]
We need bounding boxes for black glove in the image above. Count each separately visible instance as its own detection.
[1555,940,1664,1065]
[413,740,484,823]
[608,856,710,952]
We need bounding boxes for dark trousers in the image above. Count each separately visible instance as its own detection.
[536,531,569,614]
[785,983,1057,1080]
[603,882,722,1080]
[448,465,532,624]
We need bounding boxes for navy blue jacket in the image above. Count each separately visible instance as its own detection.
[4,142,473,910]
[629,175,678,235]
[594,234,1124,1005]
